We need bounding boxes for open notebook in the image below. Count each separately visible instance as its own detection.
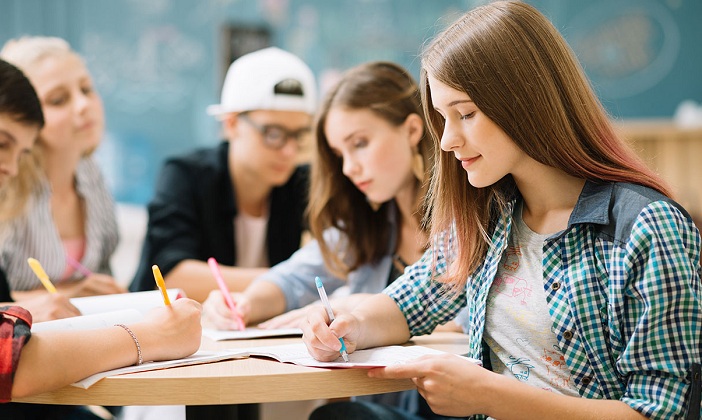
[72,343,479,388]
[236,342,481,369]
[70,289,183,315]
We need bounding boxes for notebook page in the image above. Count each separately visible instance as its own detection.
[31,309,144,332]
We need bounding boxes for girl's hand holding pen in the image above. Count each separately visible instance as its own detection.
[202,290,250,330]
[302,305,360,362]
[130,298,203,362]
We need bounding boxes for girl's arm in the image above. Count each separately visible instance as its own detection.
[11,298,202,398]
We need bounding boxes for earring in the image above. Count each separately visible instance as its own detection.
[412,149,424,183]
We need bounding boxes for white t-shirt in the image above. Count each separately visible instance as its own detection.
[234,212,269,268]
[484,203,580,397]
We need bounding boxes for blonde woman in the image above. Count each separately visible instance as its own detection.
[0,37,123,316]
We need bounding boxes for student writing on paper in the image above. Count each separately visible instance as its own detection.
[129,47,316,303]
[0,37,124,319]
[204,62,462,332]
[203,62,465,417]
[0,58,202,414]
[303,3,702,419]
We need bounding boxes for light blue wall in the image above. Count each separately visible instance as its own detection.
[1,0,700,204]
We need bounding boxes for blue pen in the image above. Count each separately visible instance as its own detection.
[315,276,349,362]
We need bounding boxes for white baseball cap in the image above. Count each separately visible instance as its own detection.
[207,47,317,116]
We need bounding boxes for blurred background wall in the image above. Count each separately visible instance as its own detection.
[1,0,700,205]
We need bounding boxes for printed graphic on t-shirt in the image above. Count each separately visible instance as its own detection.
[483,211,579,397]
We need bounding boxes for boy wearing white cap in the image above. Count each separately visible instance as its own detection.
[130,47,317,301]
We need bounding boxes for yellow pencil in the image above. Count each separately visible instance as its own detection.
[27,258,57,294]
[151,264,171,306]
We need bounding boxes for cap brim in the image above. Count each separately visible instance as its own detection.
[206,104,226,116]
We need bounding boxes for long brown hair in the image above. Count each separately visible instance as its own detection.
[421,1,670,287]
[309,61,433,278]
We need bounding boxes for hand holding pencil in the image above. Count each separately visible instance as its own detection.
[202,289,252,330]
[206,257,246,330]
[300,299,361,363]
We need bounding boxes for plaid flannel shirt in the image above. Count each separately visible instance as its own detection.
[0,306,32,403]
[385,181,702,419]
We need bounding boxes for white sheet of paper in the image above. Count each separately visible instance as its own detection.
[70,289,183,316]
[202,327,302,341]
[71,350,249,389]
[31,309,144,332]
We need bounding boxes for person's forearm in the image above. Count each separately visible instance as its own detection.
[482,374,646,420]
[11,288,48,301]
[354,294,410,349]
[331,293,373,313]
[12,327,136,398]
[165,260,265,302]
[243,280,287,324]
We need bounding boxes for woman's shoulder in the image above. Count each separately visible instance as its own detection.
[76,157,109,187]
[600,182,699,251]
[610,182,692,222]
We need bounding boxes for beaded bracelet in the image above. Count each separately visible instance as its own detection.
[115,323,143,366]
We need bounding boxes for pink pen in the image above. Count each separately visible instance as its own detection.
[207,257,246,330]
[66,255,92,277]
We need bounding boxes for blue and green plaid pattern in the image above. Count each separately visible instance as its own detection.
[384,182,701,419]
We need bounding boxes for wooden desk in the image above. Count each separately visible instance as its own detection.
[13,331,469,407]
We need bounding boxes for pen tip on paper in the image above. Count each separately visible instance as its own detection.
[341,351,349,362]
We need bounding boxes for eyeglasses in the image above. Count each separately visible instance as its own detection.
[238,113,312,150]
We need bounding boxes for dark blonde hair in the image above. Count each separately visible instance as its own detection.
[421,1,670,287]
[309,61,433,278]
